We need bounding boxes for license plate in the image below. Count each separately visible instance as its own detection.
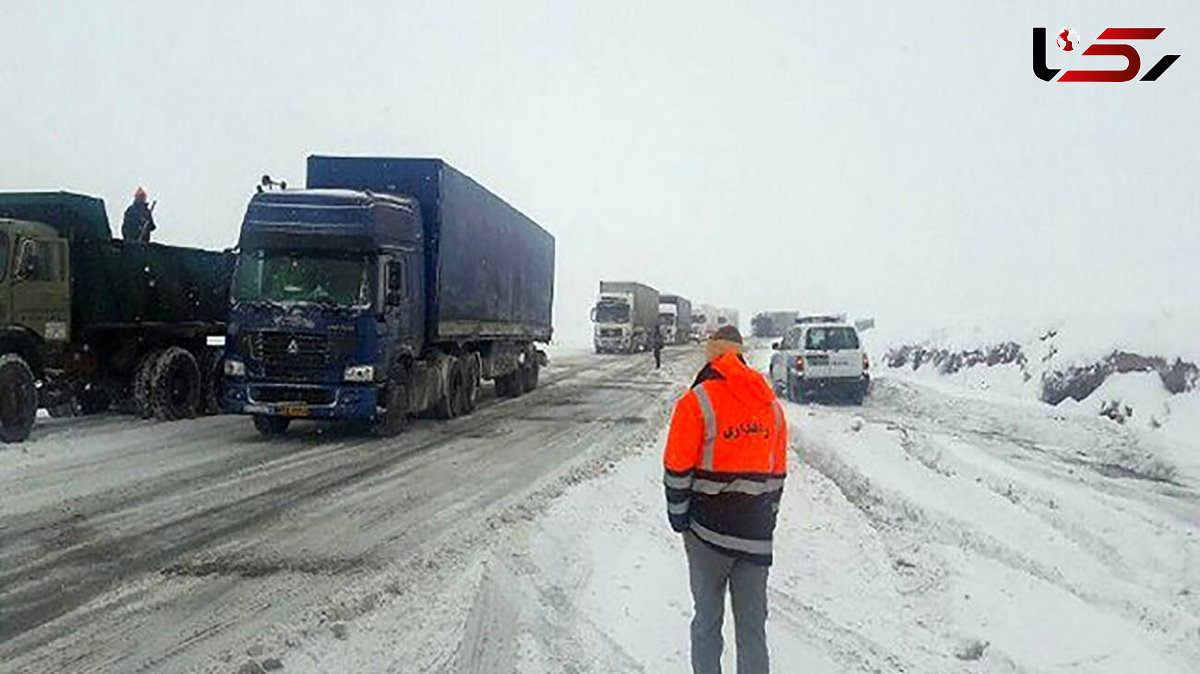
[278,403,310,417]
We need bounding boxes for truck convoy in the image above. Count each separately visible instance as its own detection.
[0,192,233,442]
[657,294,692,345]
[222,156,555,436]
[592,281,658,353]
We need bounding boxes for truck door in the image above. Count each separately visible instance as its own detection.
[11,235,70,342]
[383,254,419,352]
[0,231,12,326]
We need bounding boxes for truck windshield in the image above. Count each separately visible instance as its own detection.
[659,313,676,325]
[234,249,371,308]
[594,304,630,323]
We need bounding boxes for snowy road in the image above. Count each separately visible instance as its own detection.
[284,345,1196,673]
[0,347,692,673]
[4,343,1198,673]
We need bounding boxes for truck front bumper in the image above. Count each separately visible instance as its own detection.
[595,337,632,353]
[223,381,380,420]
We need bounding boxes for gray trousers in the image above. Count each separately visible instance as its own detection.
[684,531,769,674]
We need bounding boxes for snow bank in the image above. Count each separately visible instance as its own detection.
[870,310,1200,438]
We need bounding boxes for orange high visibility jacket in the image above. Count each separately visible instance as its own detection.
[663,352,788,565]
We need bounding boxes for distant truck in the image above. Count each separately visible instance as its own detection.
[716,307,740,332]
[222,157,555,436]
[658,294,692,345]
[0,192,233,442]
[592,281,658,354]
[751,311,798,338]
[691,303,718,341]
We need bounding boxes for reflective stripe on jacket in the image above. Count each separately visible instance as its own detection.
[663,352,788,565]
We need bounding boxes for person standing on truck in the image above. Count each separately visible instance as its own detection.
[122,187,156,242]
[663,325,788,674]
[652,323,664,369]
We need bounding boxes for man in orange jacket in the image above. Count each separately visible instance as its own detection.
[664,325,787,674]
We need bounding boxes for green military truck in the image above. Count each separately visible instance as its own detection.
[0,192,234,442]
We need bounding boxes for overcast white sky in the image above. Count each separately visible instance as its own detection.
[1,1,1196,344]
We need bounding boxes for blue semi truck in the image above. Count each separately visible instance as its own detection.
[222,156,555,436]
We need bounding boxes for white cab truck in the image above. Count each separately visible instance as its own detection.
[691,303,718,341]
[716,307,740,332]
[657,294,692,345]
[591,281,659,354]
[768,322,869,404]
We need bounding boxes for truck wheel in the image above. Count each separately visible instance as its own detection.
[133,348,165,419]
[150,347,202,421]
[375,361,411,437]
[462,356,480,414]
[199,348,223,416]
[434,357,465,419]
[0,354,37,443]
[521,361,540,393]
[253,415,290,436]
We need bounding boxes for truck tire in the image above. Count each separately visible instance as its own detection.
[434,356,465,419]
[462,355,480,414]
[375,362,411,437]
[253,414,290,436]
[150,347,202,421]
[521,360,540,393]
[0,354,38,443]
[133,348,165,419]
[199,348,223,416]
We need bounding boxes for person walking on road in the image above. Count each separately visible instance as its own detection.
[663,325,788,674]
[122,187,156,242]
[653,323,664,369]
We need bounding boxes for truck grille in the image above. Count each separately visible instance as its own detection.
[251,331,330,379]
[600,328,623,338]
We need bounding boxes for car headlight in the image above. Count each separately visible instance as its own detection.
[224,359,246,377]
[344,365,375,382]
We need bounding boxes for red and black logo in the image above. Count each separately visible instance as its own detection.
[1033,27,1180,82]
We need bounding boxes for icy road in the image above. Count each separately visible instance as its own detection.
[2,344,1198,673]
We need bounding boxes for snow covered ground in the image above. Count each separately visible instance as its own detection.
[3,342,1197,673]
[290,345,1199,672]
[866,310,1200,441]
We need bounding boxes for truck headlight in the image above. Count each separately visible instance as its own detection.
[224,359,246,377]
[344,365,375,382]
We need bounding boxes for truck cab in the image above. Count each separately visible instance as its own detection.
[658,303,678,344]
[224,190,423,431]
[0,219,72,346]
[592,292,635,353]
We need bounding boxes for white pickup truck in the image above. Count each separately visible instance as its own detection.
[768,322,869,404]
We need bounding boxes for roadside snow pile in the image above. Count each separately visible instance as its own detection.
[873,312,1200,437]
